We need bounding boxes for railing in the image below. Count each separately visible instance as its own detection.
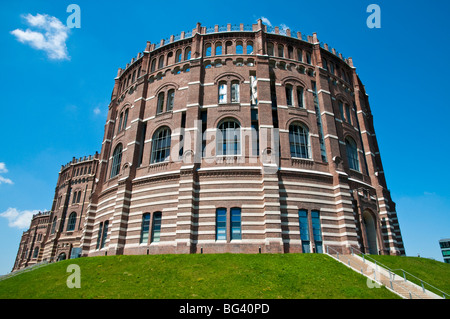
[349,247,448,299]
[325,245,424,299]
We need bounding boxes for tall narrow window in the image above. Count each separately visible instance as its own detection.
[122,108,129,130]
[339,101,345,121]
[345,104,352,125]
[151,212,162,243]
[101,220,109,249]
[226,41,232,54]
[201,110,207,157]
[346,137,360,171]
[218,81,227,103]
[311,210,323,253]
[118,112,123,132]
[298,209,310,253]
[297,49,303,62]
[289,123,310,159]
[151,126,171,163]
[67,212,77,231]
[76,191,81,203]
[246,41,253,54]
[230,207,242,240]
[288,46,293,59]
[297,87,304,108]
[217,119,241,156]
[251,109,259,156]
[140,213,150,244]
[205,43,212,57]
[175,49,182,63]
[267,43,274,56]
[215,42,222,55]
[96,222,103,249]
[231,81,240,103]
[51,216,57,234]
[151,59,156,72]
[166,89,175,111]
[278,45,284,57]
[306,52,311,64]
[285,85,293,106]
[216,208,227,240]
[157,92,165,114]
[236,41,243,54]
[110,144,123,178]
[184,47,191,60]
[158,56,164,69]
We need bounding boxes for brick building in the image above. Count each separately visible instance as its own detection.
[12,20,405,271]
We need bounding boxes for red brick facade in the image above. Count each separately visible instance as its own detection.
[12,20,404,272]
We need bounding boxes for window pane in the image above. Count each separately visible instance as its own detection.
[231,207,241,240]
[151,127,171,163]
[216,208,227,240]
[289,124,309,158]
[140,213,150,244]
[151,212,162,242]
[298,209,309,241]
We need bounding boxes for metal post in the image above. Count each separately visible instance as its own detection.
[403,271,407,282]
[421,281,425,293]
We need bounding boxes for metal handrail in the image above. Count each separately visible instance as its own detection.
[326,245,423,299]
[350,246,448,299]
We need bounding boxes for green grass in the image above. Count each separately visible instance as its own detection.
[0,253,399,299]
[363,254,450,297]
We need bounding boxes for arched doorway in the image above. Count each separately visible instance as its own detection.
[362,210,378,255]
[57,253,67,261]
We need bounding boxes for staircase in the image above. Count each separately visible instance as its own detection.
[325,246,447,299]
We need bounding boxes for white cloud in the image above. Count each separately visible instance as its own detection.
[10,13,70,60]
[0,208,39,229]
[0,162,13,185]
[280,23,290,31]
[93,107,101,115]
[260,16,272,27]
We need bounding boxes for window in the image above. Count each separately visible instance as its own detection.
[288,46,293,59]
[217,119,241,156]
[51,216,57,234]
[267,42,274,56]
[231,207,242,240]
[167,89,175,111]
[157,92,165,114]
[77,191,81,203]
[67,212,77,231]
[101,221,109,249]
[297,49,303,62]
[322,58,328,71]
[110,144,123,178]
[151,126,171,163]
[215,42,222,55]
[311,210,322,253]
[346,137,360,171]
[345,104,352,125]
[96,222,103,249]
[151,59,156,72]
[306,52,311,64]
[246,41,253,54]
[118,108,129,132]
[33,247,39,259]
[151,212,162,243]
[236,41,243,54]
[278,45,284,57]
[285,85,293,106]
[184,47,191,60]
[216,208,227,240]
[298,209,310,253]
[297,87,304,108]
[339,101,345,121]
[175,49,182,63]
[205,43,212,57]
[140,213,150,244]
[231,81,240,103]
[158,56,164,69]
[218,81,227,103]
[289,123,310,159]
[225,41,232,54]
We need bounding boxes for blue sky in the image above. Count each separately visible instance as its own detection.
[0,0,449,275]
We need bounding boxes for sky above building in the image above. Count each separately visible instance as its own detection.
[0,0,449,275]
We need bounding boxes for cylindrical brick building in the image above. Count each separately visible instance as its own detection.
[81,20,404,257]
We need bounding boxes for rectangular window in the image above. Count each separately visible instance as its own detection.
[100,221,109,249]
[296,87,304,108]
[345,104,352,125]
[251,109,259,156]
[140,213,150,244]
[339,101,345,121]
[311,210,323,253]
[219,83,227,103]
[285,86,293,106]
[230,207,242,240]
[231,82,240,103]
[216,208,227,240]
[151,212,162,243]
[96,222,103,250]
[299,209,310,253]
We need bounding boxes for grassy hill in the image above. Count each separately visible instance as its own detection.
[0,253,402,299]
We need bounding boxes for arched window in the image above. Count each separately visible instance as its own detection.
[297,87,304,108]
[51,216,57,234]
[157,92,165,114]
[231,80,240,103]
[267,42,274,56]
[151,212,162,243]
[278,44,284,57]
[140,213,150,244]
[217,119,241,156]
[151,126,171,163]
[236,41,243,54]
[297,49,303,62]
[218,81,227,103]
[175,49,182,63]
[167,89,175,111]
[289,123,310,159]
[158,56,164,69]
[225,41,232,54]
[215,42,222,55]
[151,59,156,72]
[288,46,293,59]
[110,143,123,178]
[345,137,359,171]
[67,212,77,231]
[184,47,191,60]
[246,41,253,54]
[285,84,293,106]
[205,43,212,57]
